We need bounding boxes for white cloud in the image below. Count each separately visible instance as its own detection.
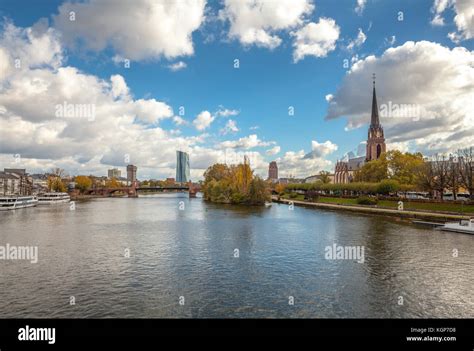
[430,0,474,41]
[219,0,314,49]
[220,134,274,149]
[266,145,281,156]
[305,140,338,158]
[355,0,367,15]
[276,149,334,178]
[215,107,240,117]
[291,18,340,62]
[347,28,367,51]
[53,0,206,60]
[167,61,187,71]
[325,40,474,155]
[220,119,239,135]
[173,116,188,126]
[193,110,214,131]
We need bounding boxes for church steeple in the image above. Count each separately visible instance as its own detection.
[366,73,386,162]
[371,74,380,127]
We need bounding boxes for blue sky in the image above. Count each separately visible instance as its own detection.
[0,0,472,179]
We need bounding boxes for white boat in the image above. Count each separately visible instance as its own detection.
[37,192,70,205]
[438,218,474,235]
[0,196,38,210]
[264,201,272,207]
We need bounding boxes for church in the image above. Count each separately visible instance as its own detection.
[334,77,386,184]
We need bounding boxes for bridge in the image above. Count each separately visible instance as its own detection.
[85,182,201,198]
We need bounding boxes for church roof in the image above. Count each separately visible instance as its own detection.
[371,81,380,127]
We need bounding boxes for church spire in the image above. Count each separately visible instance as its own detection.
[371,73,380,127]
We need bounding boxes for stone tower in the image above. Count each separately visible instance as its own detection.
[366,75,386,162]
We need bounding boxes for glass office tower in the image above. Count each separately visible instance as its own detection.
[176,151,190,183]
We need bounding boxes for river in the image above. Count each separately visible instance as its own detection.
[0,193,472,318]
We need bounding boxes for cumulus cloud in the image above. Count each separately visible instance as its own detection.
[193,110,214,131]
[291,18,340,62]
[276,149,334,178]
[430,0,474,42]
[304,140,338,159]
[220,134,274,149]
[325,40,474,155]
[0,22,216,180]
[53,0,206,60]
[220,119,239,135]
[266,145,281,156]
[219,0,314,49]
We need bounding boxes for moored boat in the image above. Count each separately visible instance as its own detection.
[0,196,38,210]
[438,218,474,235]
[37,192,70,205]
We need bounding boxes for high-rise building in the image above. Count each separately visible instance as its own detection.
[108,168,121,179]
[126,165,137,185]
[176,151,190,183]
[268,161,278,180]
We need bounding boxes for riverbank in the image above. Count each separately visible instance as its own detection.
[272,196,472,222]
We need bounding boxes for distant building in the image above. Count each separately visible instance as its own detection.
[0,168,33,195]
[304,174,335,183]
[166,178,175,184]
[278,178,305,184]
[268,161,278,181]
[108,168,121,179]
[126,165,137,185]
[334,76,386,184]
[176,151,190,183]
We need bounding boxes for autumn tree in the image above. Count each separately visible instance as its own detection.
[75,176,92,193]
[458,147,474,200]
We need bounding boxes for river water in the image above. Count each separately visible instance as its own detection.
[0,194,473,318]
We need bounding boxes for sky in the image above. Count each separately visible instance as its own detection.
[0,0,473,180]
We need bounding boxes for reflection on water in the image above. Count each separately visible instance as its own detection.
[0,193,473,318]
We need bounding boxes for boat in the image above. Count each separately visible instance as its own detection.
[37,192,71,205]
[437,218,474,235]
[264,201,272,207]
[0,196,38,210]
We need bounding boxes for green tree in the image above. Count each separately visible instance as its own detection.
[354,155,388,182]
[318,170,332,184]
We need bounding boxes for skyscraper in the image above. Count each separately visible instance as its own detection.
[176,151,190,183]
[126,165,137,185]
[268,161,278,180]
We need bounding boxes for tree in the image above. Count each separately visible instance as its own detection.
[415,162,436,197]
[386,150,425,185]
[354,155,388,182]
[376,179,400,195]
[105,177,121,188]
[48,176,66,192]
[318,170,332,184]
[458,147,474,200]
[75,176,92,194]
[202,162,269,205]
[431,154,450,200]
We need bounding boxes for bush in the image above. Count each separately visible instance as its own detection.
[376,179,400,195]
[289,192,298,199]
[356,196,378,205]
[305,190,320,202]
